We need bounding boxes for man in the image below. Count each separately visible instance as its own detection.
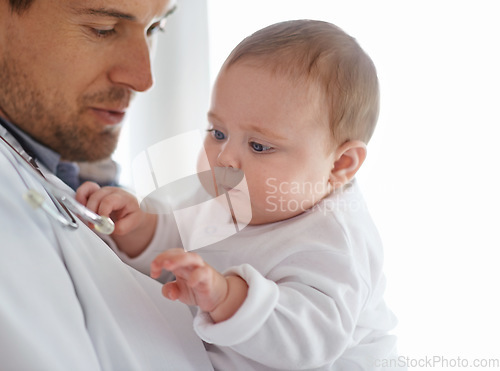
[0,0,165,189]
[0,0,212,369]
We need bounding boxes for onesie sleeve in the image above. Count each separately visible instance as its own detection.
[111,212,181,275]
[192,249,370,370]
[193,264,279,345]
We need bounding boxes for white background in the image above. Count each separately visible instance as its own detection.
[118,0,500,367]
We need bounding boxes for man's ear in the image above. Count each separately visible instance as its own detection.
[330,140,367,189]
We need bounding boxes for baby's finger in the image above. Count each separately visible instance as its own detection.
[162,282,181,301]
[111,211,143,236]
[151,248,187,272]
[75,181,100,205]
[151,249,183,278]
[96,192,134,217]
[161,251,205,272]
[151,249,204,277]
[84,187,118,214]
[162,280,199,306]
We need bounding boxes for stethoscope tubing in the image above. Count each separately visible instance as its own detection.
[0,134,114,234]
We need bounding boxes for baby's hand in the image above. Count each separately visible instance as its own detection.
[75,181,144,236]
[151,248,248,323]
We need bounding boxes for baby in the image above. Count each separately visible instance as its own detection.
[77,19,400,370]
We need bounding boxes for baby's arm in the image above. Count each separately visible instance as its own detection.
[151,248,248,323]
[76,181,157,258]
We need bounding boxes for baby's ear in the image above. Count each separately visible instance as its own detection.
[330,140,367,189]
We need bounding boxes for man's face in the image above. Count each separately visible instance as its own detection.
[0,0,174,161]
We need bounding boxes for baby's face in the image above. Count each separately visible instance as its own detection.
[203,62,336,225]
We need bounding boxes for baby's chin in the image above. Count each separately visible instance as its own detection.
[248,204,311,225]
[194,168,253,227]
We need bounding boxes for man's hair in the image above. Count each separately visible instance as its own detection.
[224,20,380,145]
[8,0,35,13]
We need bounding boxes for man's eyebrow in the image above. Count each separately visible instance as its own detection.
[74,8,137,21]
[73,5,176,23]
[163,5,177,19]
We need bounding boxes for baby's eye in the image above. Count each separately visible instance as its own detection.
[250,141,272,153]
[208,129,226,140]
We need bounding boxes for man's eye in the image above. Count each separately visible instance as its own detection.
[147,18,167,36]
[208,129,226,140]
[91,28,116,38]
[250,141,272,153]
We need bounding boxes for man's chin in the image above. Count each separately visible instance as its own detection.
[57,142,118,163]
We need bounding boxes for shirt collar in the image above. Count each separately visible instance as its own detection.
[0,116,61,174]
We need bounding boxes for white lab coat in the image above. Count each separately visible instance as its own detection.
[0,125,213,370]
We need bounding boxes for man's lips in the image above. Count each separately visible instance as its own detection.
[90,107,127,125]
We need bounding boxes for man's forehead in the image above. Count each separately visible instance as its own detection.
[68,0,175,23]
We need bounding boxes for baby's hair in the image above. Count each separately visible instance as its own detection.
[223,19,379,146]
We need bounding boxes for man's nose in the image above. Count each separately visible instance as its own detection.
[108,36,154,92]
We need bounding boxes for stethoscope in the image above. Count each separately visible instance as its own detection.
[0,133,115,235]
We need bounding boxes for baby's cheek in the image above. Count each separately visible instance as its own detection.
[263,181,320,215]
[196,147,216,196]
